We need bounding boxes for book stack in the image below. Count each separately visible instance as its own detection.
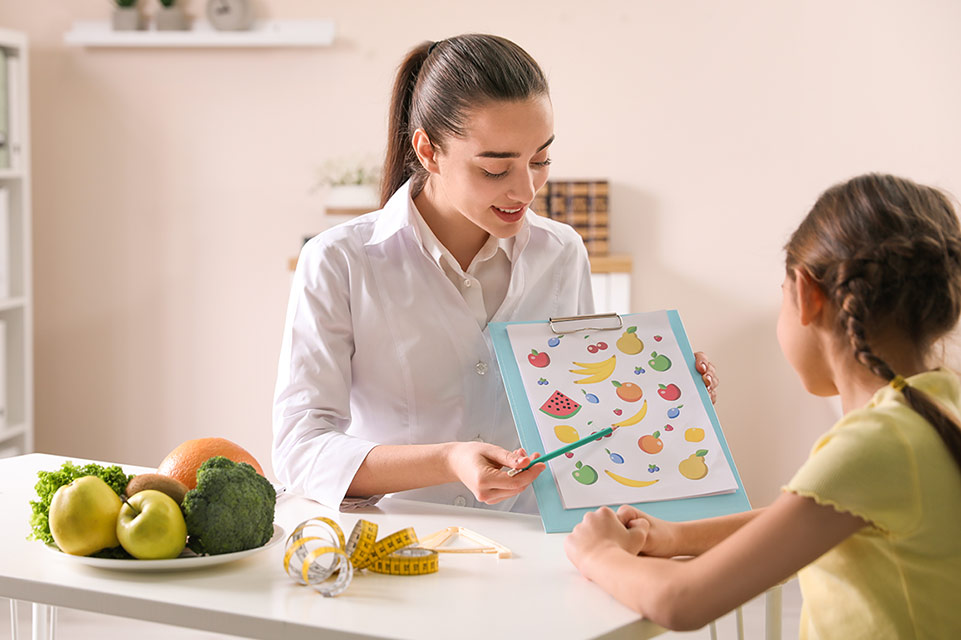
[530,180,609,256]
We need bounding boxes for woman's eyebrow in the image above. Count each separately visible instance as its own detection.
[475,134,556,159]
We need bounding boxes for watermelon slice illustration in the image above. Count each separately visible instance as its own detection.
[540,390,582,419]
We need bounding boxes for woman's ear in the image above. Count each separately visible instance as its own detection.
[794,268,826,326]
[411,128,440,174]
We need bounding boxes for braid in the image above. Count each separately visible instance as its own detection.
[789,174,961,475]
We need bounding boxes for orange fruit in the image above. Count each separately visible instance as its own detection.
[156,437,264,490]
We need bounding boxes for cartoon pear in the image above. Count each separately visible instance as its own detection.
[678,449,709,480]
[616,326,643,355]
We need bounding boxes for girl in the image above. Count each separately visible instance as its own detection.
[565,173,961,638]
[272,34,718,513]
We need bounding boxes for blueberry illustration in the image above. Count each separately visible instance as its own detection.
[582,389,600,403]
[548,337,560,347]
[667,405,683,419]
[634,367,645,375]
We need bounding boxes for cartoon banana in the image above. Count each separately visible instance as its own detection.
[611,399,648,427]
[604,470,659,488]
[569,355,616,384]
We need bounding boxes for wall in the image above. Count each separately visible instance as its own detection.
[1,0,959,505]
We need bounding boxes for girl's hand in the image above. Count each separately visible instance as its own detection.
[565,506,649,575]
[447,442,544,504]
[615,505,678,558]
[694,351,719,404]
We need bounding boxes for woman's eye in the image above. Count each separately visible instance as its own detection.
[532,158,552,168]
[482,169,508,179]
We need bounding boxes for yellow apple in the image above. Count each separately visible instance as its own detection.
[49,476,123,556]
[116,489,187,559]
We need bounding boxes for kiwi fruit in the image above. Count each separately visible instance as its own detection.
[125,473,189,505]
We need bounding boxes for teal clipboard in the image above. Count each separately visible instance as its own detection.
[490,310,751,533]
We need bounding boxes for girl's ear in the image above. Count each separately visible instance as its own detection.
[794,268,826,326]
[411,128,440,174]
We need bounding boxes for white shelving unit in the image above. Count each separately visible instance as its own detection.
[64,19,335,48]
[0,28,32,459]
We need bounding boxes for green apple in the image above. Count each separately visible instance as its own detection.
[116,489,187,559]
[49,475,123,556]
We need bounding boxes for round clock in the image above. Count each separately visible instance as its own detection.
[206,0,253,31]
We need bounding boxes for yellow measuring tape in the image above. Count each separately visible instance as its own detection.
[283,517,438,597]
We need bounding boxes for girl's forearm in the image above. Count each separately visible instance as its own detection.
[670,508,765,556]
[346,443,456,496]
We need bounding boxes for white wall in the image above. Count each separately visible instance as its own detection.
[1,0,959,506]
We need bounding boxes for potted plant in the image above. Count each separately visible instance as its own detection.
[112,0,143,31]
[155,0,188,31]
[313,158,381,214]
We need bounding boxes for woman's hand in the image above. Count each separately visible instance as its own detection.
[565,506,648,576]
[694,352,719,404]
[446,442,544,504]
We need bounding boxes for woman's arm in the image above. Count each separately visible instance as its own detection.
[566,491,866,630]
[348,443,544,504]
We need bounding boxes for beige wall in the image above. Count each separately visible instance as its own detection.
[1,0,959,506]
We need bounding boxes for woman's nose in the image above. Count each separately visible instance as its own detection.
[508,169,537,203]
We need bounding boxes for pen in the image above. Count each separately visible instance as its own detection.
[507,427,615,476]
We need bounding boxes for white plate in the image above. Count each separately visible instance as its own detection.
[45,524,285,572]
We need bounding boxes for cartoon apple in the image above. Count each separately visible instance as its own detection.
[572,461,598,485]
[612,380,643,402]
[528,349,550,368]
[657,383,681,402]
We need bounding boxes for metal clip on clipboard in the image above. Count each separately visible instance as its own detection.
[547,312,623,335]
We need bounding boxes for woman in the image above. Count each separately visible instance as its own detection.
[273,34,718,512]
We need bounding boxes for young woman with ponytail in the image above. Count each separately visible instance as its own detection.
[565,174,961,637]
[272,33,721,514]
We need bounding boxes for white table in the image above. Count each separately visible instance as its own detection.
[1,453,673,640]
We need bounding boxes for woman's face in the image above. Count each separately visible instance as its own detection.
[427,95,554,239]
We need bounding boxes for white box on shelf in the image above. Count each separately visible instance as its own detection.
[0,318,6,431]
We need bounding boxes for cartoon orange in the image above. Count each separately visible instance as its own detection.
[612,380,643,403]
[638,431,663,454]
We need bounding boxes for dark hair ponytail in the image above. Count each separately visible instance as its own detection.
[785,173,961,473]
[380,34,549,207]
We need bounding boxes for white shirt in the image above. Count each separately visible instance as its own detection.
[409,202,513,327]
[272,181,595,512]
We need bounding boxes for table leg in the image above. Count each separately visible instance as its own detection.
[764,583,783,640]
[10,600,19,640]
[30,603,56,640]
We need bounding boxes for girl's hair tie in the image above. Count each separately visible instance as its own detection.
[890,375,908,391]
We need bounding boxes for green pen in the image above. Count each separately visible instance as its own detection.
[507,427,615,476]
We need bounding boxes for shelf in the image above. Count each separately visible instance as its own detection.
[0,169,23,180]
[64,19,335,48]
[0,423,26,443]
[588,254,632,274]
[0,298,26,312]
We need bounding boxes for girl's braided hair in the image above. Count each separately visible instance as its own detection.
[785,173,961,472]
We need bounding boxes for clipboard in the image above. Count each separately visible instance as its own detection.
[490,310,751,533]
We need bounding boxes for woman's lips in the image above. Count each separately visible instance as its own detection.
[492,205,527,222]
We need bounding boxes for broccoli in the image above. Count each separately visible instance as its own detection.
[182,456,276,555]
[29,461,133,546]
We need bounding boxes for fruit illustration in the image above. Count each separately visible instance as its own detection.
[654,335,662,342]
[657,383,681,402]
[664,423,674,431]
[679,450,709,480]
[615,326,643,355]
[572,461,598,485]
[634,366,645,375]
[613,408,623,416]
[667,405,684,419]
[554,424,580,444]
[604,470,659,488]
[648,352,672,372]
[540,390,582,419]
[638,431,664,454]
[597,341,608,350]
[537,378,549,386]
[569,356,617,384]
[157,437,264,491]
[528,349,550,368]
[581,389,599,403]
[648,464,660,473]
[685,427,705,442]
[612,380,643,402]
[548,336,561,347]
[605,448,624,464]
[611,399,648,427]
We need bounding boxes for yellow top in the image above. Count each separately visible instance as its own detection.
[785,369,961,640]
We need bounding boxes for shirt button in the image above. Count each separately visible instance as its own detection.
[475,361,488,375]
[464,279,472,288]
[453,496,468,507]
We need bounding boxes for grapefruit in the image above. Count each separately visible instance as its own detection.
[157,437,264,490]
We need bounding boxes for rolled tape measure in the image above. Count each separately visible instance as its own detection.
[283,517,438,597]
